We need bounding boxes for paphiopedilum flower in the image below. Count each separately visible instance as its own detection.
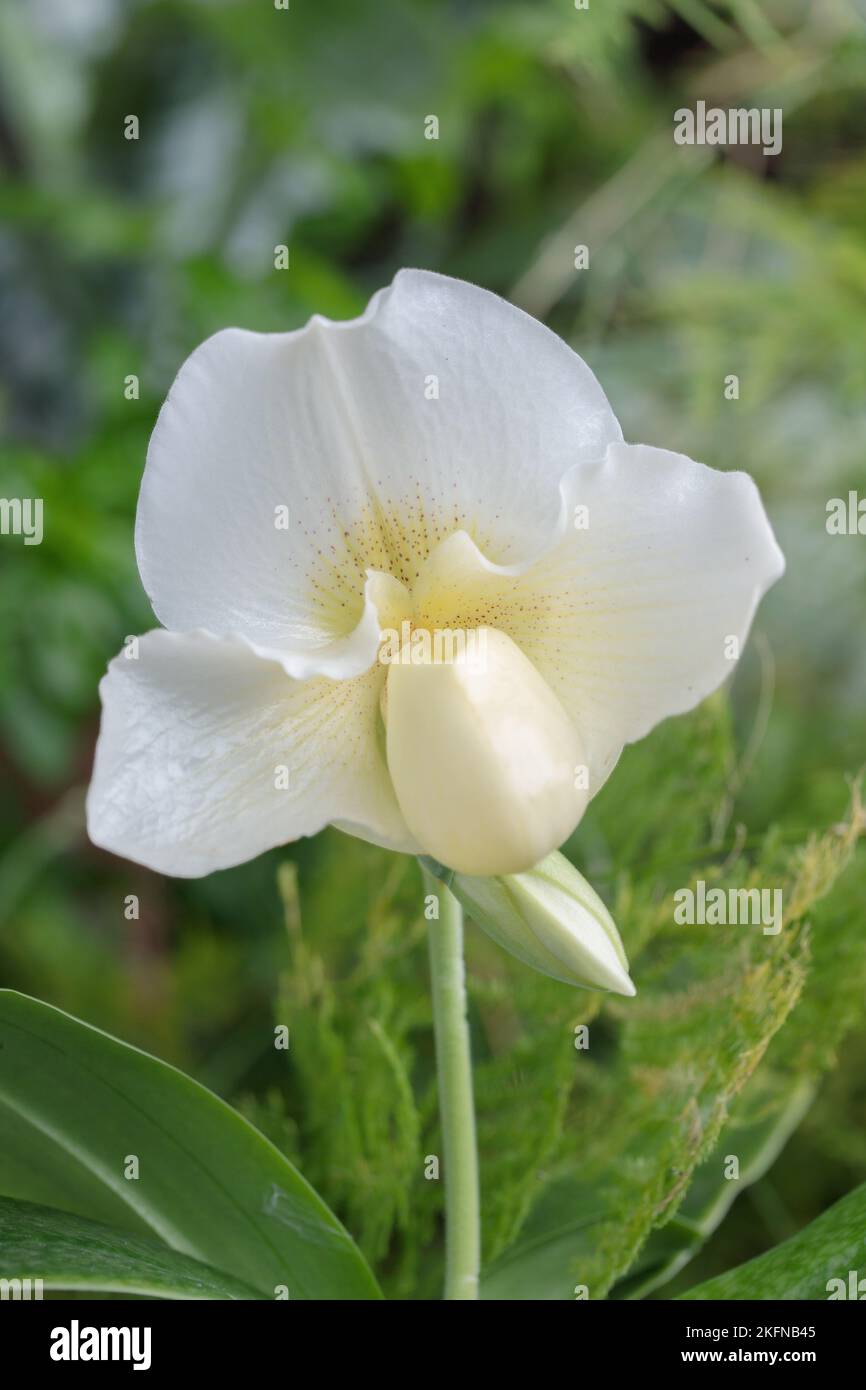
[87,270,784,880]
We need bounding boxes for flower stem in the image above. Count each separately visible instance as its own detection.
[422,864,481,1300]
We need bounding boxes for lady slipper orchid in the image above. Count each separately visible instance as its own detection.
[86,269,784,880]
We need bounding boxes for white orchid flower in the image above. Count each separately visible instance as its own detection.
[86,269,784,881]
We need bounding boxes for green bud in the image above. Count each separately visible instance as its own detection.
[421,851,635,996]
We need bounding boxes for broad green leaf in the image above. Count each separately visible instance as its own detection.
[0,1196,259,1300]
[0,991,381,1300]
[681,1181,866,1300]
[0,1102,147,1235]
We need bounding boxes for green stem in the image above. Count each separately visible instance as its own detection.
[422,864,480,1300]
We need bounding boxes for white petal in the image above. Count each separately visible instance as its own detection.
[246,569,411,681]
[136,269,621,649]
[414,441,784,796]
[86,630,416,877]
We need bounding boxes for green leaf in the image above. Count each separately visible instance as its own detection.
[274,843,430,1291]
[480,1178,604,1301]
[479,742,864,1299]
[622,800,866,1298]
[0,991,382,1300]
[0,1196,260,1300]
[680,1182,866,1300]
[612,1075,816,1299]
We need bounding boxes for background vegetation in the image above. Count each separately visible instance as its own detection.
[0,0,864,1299]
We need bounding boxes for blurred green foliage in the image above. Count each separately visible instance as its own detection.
[1,0,864,1297]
